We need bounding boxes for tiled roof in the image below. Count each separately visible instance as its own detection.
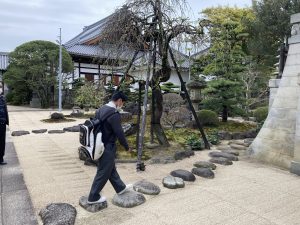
[64,15,112,48]
[0,52,9,71]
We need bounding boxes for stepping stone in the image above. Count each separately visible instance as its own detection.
[79,196,107,213]
[150,156,175,164]
[209,157,233,165]
[191,168,215,179]
[112,190,146,208]
[174,150,195,160]
[230,144,247,150]
[193,161,217,170]
[221,149,240,156]
[32,129,47,134]
[209,151,238,161]
[39,203,77,225]
[162,176,185,189]
[11,130,30,136]
[63,125,80,132]
[170,169,196,182]
[216,145,231,151]
[244,138,254,144]
[133,180,160,195]
[48,130,65,134]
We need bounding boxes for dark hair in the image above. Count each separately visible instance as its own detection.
[111,91,128,102]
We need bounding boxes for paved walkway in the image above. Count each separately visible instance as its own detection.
[1,128,37,225]
[3,106,300,225]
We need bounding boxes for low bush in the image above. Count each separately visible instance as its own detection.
[253,107,268,122]
[197,110,219,126]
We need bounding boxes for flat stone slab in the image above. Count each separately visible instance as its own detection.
[229,140,245,145]
[209,157,233,165]
[209,151,238,161]
[162,176,185,189]
[216,145,232,151]
[79,196,107,213]
[63,125,80,132]
[11,130,30,136]
[221,149,240,156]
[39,203,77,225]
[174,150,195,160]
[48,130,65,134]
[112,190,146,208]
[133,180,160,195]
[230,144,247,150]
[32,129,47,134]
[170,169,196,182]
[193,161,217,170]
[191,168,215,179]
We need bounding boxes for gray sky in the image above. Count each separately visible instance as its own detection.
[0,0,251,52]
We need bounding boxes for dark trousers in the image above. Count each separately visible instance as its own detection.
[88,143,126,201]
[0,124,6,162]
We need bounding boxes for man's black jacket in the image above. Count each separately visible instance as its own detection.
[95,105,129,150]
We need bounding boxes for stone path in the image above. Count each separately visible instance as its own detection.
[5,106,300,225]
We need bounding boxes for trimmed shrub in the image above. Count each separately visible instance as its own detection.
[197,110,219,126]
[253,107,268,122]
[50,112,64,120]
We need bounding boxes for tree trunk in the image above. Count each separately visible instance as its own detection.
[222,105,228,122]
[136,81,142,150]
[137,45,153,171]
[152,87,170,146]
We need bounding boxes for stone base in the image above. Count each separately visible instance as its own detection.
[290,161,300,176]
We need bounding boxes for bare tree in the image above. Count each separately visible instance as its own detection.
[98,0,207,147]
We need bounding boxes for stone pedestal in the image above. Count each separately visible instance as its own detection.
[30,92,41,108]
[249,13,300,171]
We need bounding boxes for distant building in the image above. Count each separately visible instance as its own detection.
[0,52,9,94]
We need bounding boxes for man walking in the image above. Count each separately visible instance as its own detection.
[87,91,132,204]
[0,90,9,165]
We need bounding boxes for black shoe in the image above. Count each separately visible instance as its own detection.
[0,161,7,165]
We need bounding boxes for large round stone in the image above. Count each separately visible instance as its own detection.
[79,196,107,213]
[112,190,146,208]
[191,168,215,179]
[133,180,160,195]
[174,150,195,160]
[170,169,196,182]
[32,129,47,134]
[209,151,238,161]
[39,203,77,225]
[193,161,217,170]
[209,157,233,165]
[162,176,185,189]
[11,130,30,136]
